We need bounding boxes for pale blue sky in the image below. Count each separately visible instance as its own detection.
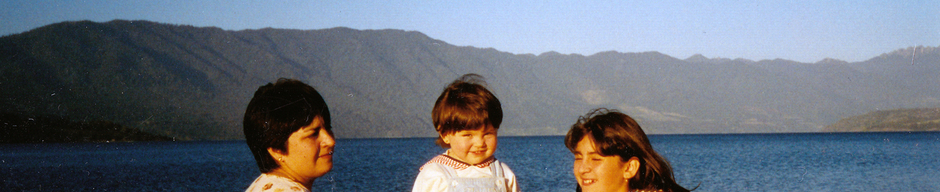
[2,0,938,63]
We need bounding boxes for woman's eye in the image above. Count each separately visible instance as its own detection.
[310,128,321,137]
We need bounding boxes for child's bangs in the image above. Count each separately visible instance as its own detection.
[439,105,492,133]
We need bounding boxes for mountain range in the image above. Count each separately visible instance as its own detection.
[1,20,938,140]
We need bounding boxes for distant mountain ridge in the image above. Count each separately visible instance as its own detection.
[1,20,938,140]
[824,108,940,132]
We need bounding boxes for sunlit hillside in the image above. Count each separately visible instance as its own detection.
[2,20,938,140]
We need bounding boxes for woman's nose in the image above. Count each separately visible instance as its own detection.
[321,129,336,147]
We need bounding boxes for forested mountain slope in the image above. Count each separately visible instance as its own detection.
[2,20,937,140]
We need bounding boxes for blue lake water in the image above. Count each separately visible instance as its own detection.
[1,132,938,191]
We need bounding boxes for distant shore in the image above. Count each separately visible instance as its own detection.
[824,108,940,132]
[1,113,173,143]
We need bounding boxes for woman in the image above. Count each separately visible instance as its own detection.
[243,79,336,192]
[565,108,693,192]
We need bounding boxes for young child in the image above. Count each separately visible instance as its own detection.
[412,74,518,192]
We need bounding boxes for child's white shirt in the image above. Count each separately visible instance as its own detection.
[412,154,519,192]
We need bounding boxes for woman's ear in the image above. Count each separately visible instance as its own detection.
[623,156,640,180]
[267,148,286,162]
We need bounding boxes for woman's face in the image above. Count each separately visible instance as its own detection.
[572,136,630,192]
[274,117,335,182]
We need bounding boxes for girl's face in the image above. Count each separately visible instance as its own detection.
[270,117,335,183]
[572,136,631,192]
[441,125,497,164]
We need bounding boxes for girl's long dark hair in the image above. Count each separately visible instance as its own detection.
[565,108,693,192]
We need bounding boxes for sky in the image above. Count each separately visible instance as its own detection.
[2,0,938,63]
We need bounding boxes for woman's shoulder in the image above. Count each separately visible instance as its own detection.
[245,174,309,192]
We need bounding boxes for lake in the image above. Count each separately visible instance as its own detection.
[2,132,938,191]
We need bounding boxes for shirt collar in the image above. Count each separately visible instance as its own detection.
[424,153,496,170]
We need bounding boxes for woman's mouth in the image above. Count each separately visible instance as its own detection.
[320,150,333,158]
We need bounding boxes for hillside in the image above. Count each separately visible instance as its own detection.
[1,20,938,140]
[824,108,940,132]
[1,112,173,143]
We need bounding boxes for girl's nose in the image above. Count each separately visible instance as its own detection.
[575,160,591,173]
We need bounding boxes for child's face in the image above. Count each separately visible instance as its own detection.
[442,125,497,165]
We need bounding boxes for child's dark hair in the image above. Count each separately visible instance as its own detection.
[432,73,502,148]
[243,78,332,173]
[565,108,693,192]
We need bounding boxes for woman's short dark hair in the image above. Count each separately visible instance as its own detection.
[243,78,331,173]
[565,108,692,192]
[432,73,503,148]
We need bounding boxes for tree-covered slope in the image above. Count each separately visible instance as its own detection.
[1,20,938,140]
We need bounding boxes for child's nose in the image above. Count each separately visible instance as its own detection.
[471,137,483,146]
[475,135,490,145]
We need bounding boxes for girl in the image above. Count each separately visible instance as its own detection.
[565,108,693,192]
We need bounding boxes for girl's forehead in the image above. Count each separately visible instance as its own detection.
[576,136,600,151]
